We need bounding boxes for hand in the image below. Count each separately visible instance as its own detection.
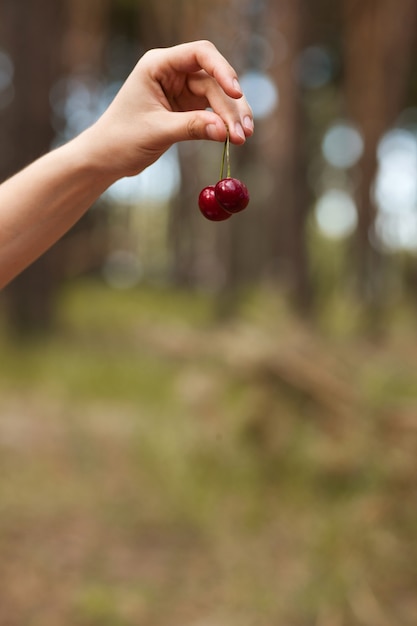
[0,41,254,287]
[88,40,254,177]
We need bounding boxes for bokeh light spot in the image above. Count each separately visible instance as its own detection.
[373,127,417,251]
[296,45,333,89]
[322,121,364,169]
[240,70,278,119]
[0,49,14,110]
[374,212,417,253]
[0,49,13,92]
[106,146,180,204]
[315,189,358,239]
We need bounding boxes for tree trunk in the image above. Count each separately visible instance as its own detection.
[342,0,417,305]
[265,0,312,314]
[0,0,67,334]
[0,0,64,332]
[0,0,115,335]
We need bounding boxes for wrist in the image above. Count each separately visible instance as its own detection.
[69,124,128,188]
[76,115,153,182]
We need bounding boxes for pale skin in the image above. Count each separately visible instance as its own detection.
[0,40,254,288]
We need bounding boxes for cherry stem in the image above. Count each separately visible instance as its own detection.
[219,127,231,180]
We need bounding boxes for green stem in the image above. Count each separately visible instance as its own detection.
[226,129,231,178]
[219,127,231,180]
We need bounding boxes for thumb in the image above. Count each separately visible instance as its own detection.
[159,110,228,145]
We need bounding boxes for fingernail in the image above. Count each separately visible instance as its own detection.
[233,78,242,94]
[206,123,218,140]
[235,122,245,141]
[243,116,254,132]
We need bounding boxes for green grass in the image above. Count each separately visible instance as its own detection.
[0,280,416,625]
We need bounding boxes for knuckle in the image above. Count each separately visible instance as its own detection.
[198,39,215,50]
[187,117,200,140]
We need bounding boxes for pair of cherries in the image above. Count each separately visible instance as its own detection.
[198,130,249,221]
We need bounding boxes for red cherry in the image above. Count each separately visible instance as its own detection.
[198,185,232,221]
[215,177,249,213]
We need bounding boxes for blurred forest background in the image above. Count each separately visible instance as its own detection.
[0,0,417,624]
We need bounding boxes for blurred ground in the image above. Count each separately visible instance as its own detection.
[0,280,416,626]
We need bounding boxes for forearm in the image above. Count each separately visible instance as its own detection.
[0,129,119,288]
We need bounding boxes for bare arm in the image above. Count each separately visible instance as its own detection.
[0,135,118,288]
[0,40,253,288]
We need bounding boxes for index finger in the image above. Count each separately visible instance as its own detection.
[154,40,244,100]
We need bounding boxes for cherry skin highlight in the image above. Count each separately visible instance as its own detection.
[198,185,232,221]
[215,177,250,213]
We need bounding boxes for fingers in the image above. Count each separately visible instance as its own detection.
[147,40,254,145]
[155,106,251,147]
[147,106,251,148]
[187,70,254,144]
[157,40,244,100]
[142,109,225,148]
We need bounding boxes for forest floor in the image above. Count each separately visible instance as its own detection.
[0,280,416,626]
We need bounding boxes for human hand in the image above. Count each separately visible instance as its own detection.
[0,41,253,287]
[88,40,254,178]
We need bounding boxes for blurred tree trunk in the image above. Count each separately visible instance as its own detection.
[0,0,67,334]
[194,0,312,317]
[0,0,115,335]
[64,0,111,74]
[264,0,312,314]
[342,0,417,306]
